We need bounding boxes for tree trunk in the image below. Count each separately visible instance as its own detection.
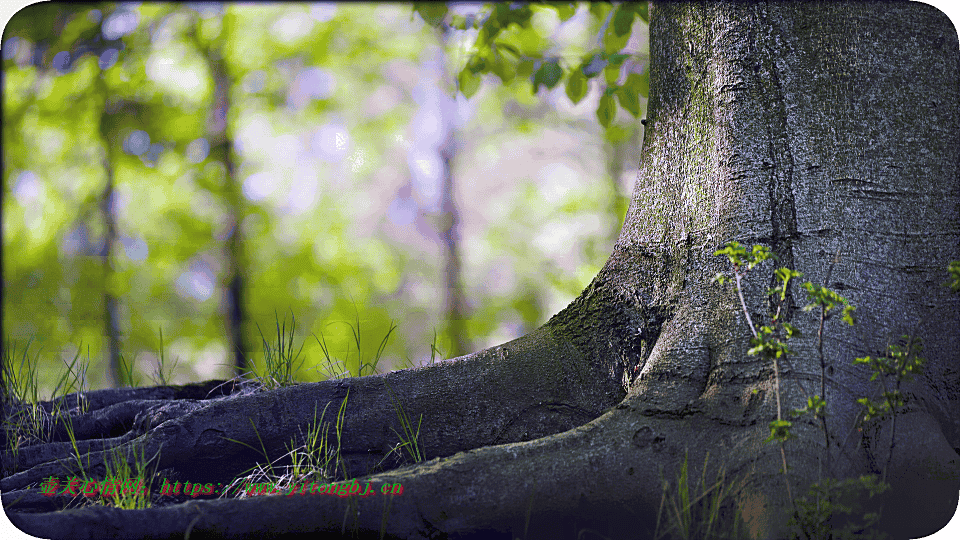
[4,3,959,539]
[195,19,252,378]
[97,77,124,389]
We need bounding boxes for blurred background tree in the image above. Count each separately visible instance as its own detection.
[2,2,648,394]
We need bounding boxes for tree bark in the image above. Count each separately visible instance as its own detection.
[4,2,959,539]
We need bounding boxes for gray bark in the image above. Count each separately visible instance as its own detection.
[4,2,959,539]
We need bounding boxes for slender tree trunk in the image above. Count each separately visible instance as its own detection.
[440,131,469,358]
[437,23,470,359]
[97,79,124,388]
[4,3,958,539]
[195,20,251,377]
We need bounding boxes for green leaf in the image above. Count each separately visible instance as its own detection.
[711,272,730,285]
[774,267,802,284]
[615,85,640,117]
[489,50,517,83]
[450,14,468,30]
[590,2,613,22]
[606,53,630,67]
[635,70,649,97]
[582,53,606,78]
[612,4,635,36]
[603,22,630,54]
[413,3,448,27]
[565,69,588,105]
[715,241,746,266]
[622,72,648,102]
[495,42,521,59]
[636,2,649,23]
[842,305,856,325]
[552,2,578,22]
[604,63,621,85]
[783,322,800,339]
[467,53,488,75]
[516,59,536,78]
[597,94,615,127]
[533,60,564,91]
[765,419,794,443]
[458,69,481,98]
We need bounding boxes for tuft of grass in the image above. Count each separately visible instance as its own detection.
[312,313,399,379]
[221,391,351,498]
[248,311,308,390]
[429,328,446,364]
[149,327,179,386]
[116,351,139,387]
[101,441,161,509]
[2,338,89,476]
[654,452,746,540]
[60,413,91,489]
[381,383,424,465]
[350,312,397,377]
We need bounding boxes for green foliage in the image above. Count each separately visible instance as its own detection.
[802,282,856,326]
[532,59,564,91]
[6,2,632,392]
[415,2,649,128]
[715,241,955,537]
[789,476,889,540]
[948,261,960,292]
[765,419,794,444]
[713,241,777,272]
[793,395,827,421]
[597,93,617,127]
[565,67,588,103]
[412,3,449,27]
[854,337,924,423]
[222,391,353,498]
[749,325,793,359]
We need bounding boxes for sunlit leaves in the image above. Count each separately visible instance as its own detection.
[612,4,637,36]
[793,395,827,420]
[714,241,777,270]
[748,326,792,359]
[768,267,802,302]
[765,419,793,443]
[630,70,649,98]
[603,2,648,53]
[442,3,648,132]
[802,282,855,326]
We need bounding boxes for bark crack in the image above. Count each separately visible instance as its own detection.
[755,4,801,320]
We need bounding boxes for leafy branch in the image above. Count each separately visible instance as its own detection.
[413,2,650,127]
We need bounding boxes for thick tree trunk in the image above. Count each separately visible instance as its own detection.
[4,3,959,539]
